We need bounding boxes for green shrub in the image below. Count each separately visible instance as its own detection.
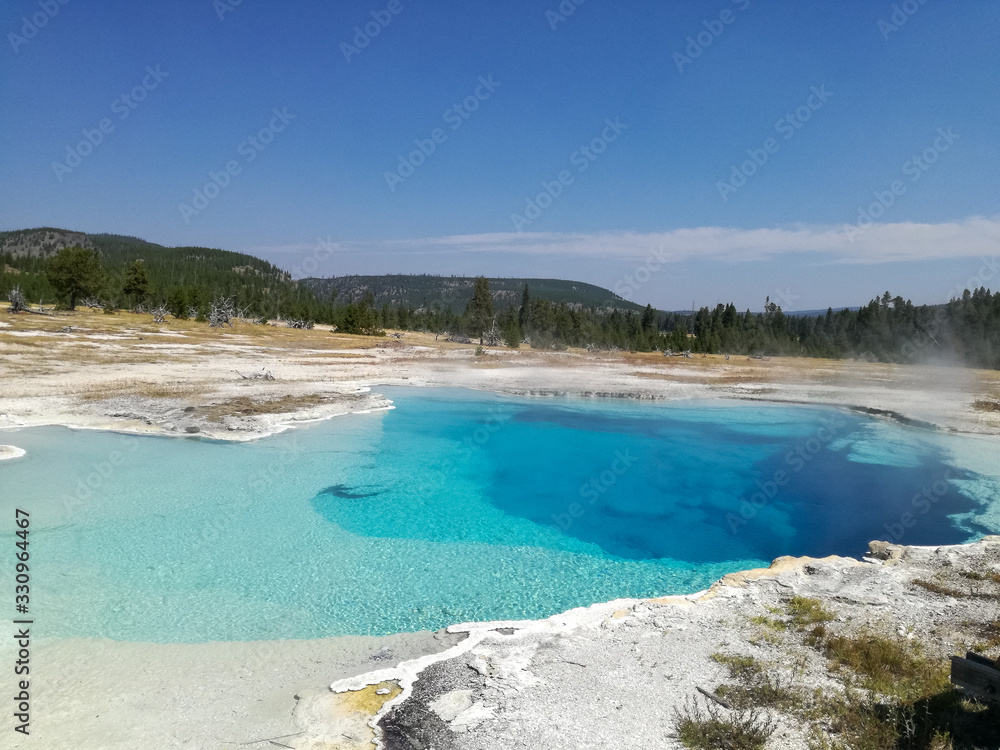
[710,653,804,712]
[788,596,836,626]
[673,697,776,750]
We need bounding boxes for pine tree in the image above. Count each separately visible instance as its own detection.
[46,246,104,309]
[641,303,657,333]
[466,276,495,343]
[519,284,531,331]
[122,261,150,305]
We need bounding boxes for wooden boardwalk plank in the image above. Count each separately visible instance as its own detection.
[951,652,1000,700]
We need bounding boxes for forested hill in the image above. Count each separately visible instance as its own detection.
[299,275,646,314]
[0,227,318,318]
[3,227,998,370]
[1,230,647,319]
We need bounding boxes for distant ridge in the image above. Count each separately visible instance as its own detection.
[0,227,306,314]
[299,274,649,314]
[0,228,657,320]
[785,307,860,317]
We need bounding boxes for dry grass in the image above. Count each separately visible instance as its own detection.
[788,596,836,627]
[674,697,776,750]
[750,615,789,631]
[2,307,985,385]
[78,380,209,401]
[684,625,1000,750]
[634,370,769,385]
[971,620,1000,655]
[74,380,332,419]
[0,305,384,352]
[198,394,329,423]
[302,351,373,359]
[0,307,396,392]
[823,632,950,700]
[958,569,1000,585]
[912,578,970,599]
[0,334,48,349]
[811,630,999,750]
[709,653,805,712]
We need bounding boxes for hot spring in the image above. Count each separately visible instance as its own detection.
[2,386,998,642]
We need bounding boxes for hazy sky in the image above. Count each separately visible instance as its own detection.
[2,0,998,311]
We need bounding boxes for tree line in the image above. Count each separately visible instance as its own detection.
[382,279,1000,370]
[4,247,999,369]
[1,240,323,323]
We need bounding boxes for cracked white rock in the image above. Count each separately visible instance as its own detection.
[450,701,496,733]
[429,689,474,723]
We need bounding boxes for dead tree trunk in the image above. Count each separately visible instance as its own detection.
[8,286,51,316]
[482,315,502,347]
[234,368,275,381]
[208,297,235,328]
[8,286,27,313]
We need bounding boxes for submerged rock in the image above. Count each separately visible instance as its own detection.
[0,445,26,461]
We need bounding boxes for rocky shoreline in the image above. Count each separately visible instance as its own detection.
[12,538,999,749]
[292,539,1000,750]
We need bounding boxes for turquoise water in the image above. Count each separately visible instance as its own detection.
[1,387,998,642]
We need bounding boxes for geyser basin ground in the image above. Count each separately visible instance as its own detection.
[1,386,998,643]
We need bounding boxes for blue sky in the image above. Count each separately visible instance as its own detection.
[1,0,998,310]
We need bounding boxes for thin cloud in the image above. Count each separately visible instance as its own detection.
[249,215,1000,265]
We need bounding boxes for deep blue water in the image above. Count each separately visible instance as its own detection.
[0,387,997,642]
